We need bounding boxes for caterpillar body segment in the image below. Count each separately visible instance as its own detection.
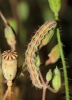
[25,20,57,88]
[39,29,55,49]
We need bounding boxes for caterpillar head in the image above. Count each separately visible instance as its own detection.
[48,20,57,30]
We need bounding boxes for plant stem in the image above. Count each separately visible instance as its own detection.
[38,70,47,100]
[38,70,45,85]
[54,13,59,20]
[8,87,12,100]
[7,81,13,100]
[42,87,46,100]
[0,11,7,25]
[56,28,70,100]
[47,85,58,93]
[3,90,8,100]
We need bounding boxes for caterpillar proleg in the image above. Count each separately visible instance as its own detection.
[25,20,57,88]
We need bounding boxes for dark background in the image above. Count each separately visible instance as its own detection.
[0,0,72,100]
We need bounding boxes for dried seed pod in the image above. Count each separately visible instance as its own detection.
[2,50,18,81]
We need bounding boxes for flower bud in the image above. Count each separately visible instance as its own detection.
[2,50,18,81]
[48,0,61,14]
[45,44,60,65]
[46,69,52,82]
[52,67,61,90]
[54,66,60,75]
[4,25,16,50]
[49,44,60,63]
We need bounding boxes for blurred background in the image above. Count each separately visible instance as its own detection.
[0,0,72,100]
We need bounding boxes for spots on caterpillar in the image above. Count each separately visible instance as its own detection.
[35,80,40,85]
[36,32,43,38]
[30,73,38,79]
[28,66,36,72]
[28,43,38,51]
[26,60,31,64]
[26,51,34,58]
[25,59,34,65]
[32,79,42,88]
[32,37,40,45]
[39,29,55,49]
[44,21,56,30]
[43,29,48,35]
[30,60,34,64]
[32,37,37,43]
[28,44,34,50]
[30,74,42,87]
[39,26,46,33]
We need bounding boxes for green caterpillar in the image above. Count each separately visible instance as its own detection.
[25,20,57,88]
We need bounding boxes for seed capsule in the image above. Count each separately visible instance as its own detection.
[2,50,18,81]
[4,24,16,50]
[52,67,61,90]
[48,0,61,14]
[46,69,52,82]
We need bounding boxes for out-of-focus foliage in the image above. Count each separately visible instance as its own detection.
[42,9,54,21]
[20,27,27,44]
[8,18,18,33]
[17,1,30,21]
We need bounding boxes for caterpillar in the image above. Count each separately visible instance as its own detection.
[25,20,57,89]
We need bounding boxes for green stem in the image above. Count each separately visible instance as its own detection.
[54,13,59,20]
[56,28,70,100]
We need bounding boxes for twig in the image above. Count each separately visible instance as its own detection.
[0,11,8,25]
[42,87,47,100]
[47,85,58,93]
[38,70,48,100]
[38,70,45,85]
